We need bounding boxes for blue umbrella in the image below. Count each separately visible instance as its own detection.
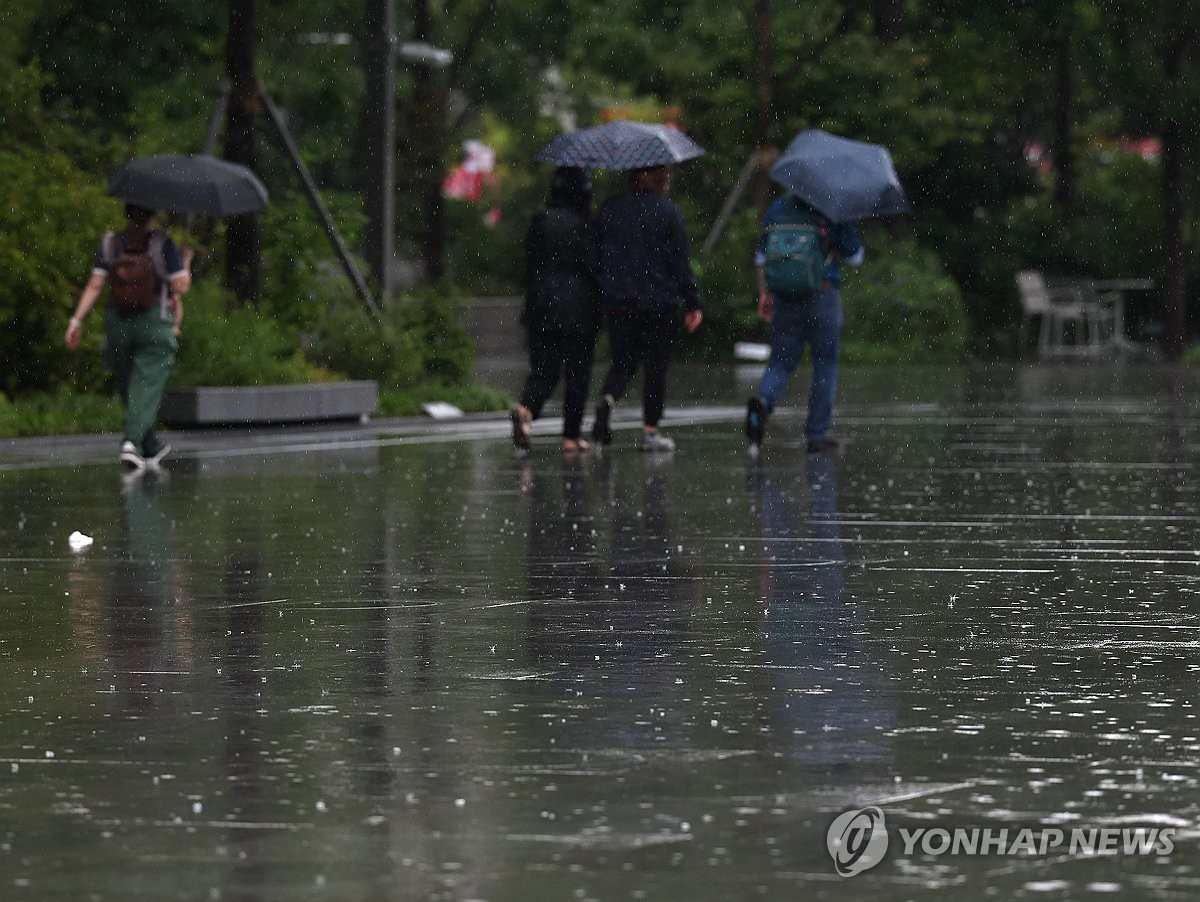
[768,129,910,223]
[535,120,705,170]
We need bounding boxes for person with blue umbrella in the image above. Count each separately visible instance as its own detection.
[745,129,909,456]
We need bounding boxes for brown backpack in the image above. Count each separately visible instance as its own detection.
[105,232,165,314]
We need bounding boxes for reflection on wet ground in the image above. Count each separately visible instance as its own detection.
[0,364,1197,900]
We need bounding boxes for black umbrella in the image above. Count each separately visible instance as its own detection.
[108,154,269,216]
[768,129,910,223]
[535,120,705,170]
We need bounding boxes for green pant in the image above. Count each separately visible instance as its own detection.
[104,307,177,457]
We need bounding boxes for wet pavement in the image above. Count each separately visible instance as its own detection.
[1,363,1197,901]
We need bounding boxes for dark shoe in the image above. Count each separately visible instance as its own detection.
[591,398,613,446]
[511,406,532,451]
[746,397,767,451]
[805,436,840,455]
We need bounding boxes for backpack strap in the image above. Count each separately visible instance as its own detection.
[101,231,120,267]
[145,231,168,279]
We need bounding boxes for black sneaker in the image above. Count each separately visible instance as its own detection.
[591,398,613,446]
[805,436,840,455]
[746,397,767,451]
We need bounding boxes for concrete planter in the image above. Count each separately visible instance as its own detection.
[160,381,378,427]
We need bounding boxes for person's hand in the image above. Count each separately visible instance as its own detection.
[684,309,703,333]
[65,318,82,350]
[757,290,773,324]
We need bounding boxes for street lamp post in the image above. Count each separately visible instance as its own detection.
[363,0,453,303]
[363,0,397,303]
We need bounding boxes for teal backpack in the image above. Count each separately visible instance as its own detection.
[762,199,829,299]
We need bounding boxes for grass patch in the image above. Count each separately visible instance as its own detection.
[0,392,122,439]
[378,382,512,417]
[0,382,513,439]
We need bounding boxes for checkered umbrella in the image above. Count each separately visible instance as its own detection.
[768,129,910,223]
[535,120,705,170]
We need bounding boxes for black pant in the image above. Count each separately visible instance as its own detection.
[520,328,598,440]
[599,306,682,428]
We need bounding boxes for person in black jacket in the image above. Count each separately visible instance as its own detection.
[512,167,603,455]
[591,165,702,453]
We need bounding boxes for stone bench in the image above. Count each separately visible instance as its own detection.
[160,381,378,427]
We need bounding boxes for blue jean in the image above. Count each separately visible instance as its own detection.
[756,286,843,440]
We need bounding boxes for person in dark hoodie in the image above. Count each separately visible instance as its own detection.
[512,166,603,455]
[591,165,702,453]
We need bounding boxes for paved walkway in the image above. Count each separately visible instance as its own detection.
[1,361,1198,900]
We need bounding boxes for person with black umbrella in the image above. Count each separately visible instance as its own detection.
[65,203,192,471]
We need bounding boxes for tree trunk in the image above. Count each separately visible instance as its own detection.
[1160,4,1187,361]
[752,0,773,220]
[1052,16,1075,218]
[224,0,261,303]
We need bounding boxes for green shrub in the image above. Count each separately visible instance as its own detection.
[0,148,119,397]
[377,383,512,417]
[0,391,121,439]
[170,282,333,387]
[688,206,763,359]
[308,289,475,389]
[841,233,970,364]
[1182,343,1200,366]
[257,194,367,331]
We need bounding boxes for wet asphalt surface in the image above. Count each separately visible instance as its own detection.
[0,363,1197,901]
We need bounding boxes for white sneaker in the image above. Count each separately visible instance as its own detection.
[119,441,145,471]
[639,431,676,453]
[147,443,172,468]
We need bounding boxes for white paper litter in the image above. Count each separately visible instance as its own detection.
[421,402,464,420]
[68,531,94,551]
[734,341,771,362]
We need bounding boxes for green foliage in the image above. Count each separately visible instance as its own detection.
[0,148,119,397]
[1182,344,1200,366]
[170,281,332,387]
[841,234,970,364]
[307,290,475,389]
[953,151,1163,354]
[256,195,364,330]
[9,0,1200,385]
[377,383,512,418]
[21,0,222,142]
[0,391,121,439]
[687,207,763,357]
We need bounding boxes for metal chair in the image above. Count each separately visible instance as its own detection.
[1015,270,1108,358]
[1072,278,1151,354]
